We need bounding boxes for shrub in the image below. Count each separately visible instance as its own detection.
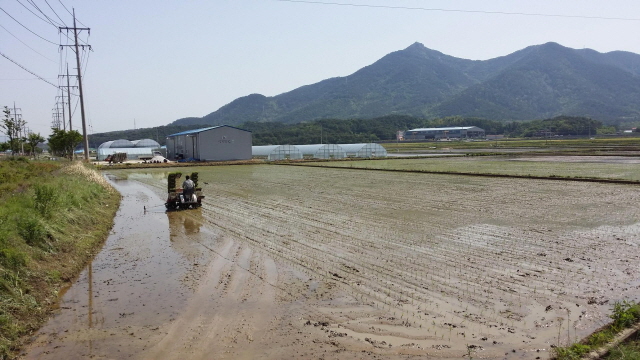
[17,216,47,247]
[0,248,28,272]
[554,343,591,360]
[611,300,640,331]
[588,330,614,347]
[33,184,59,218]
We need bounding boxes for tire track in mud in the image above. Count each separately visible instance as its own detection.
[144,240,279,360]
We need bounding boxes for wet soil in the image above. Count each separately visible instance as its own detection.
[22,166,640,359]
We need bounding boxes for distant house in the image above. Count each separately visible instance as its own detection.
[166,125,251,161]
[404,126,485,140]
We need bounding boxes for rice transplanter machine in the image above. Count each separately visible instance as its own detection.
[165,172,204,210]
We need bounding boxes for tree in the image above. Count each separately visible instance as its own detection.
[48,128,82,159]
[27,133,45,158]
[1,106,22,154]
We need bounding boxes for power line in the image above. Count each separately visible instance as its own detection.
[0,7,58,45]
[57,0,87,27]
[274,0,640,21]
[0,51,60,88]
[15,0,58,28]
[44,0,67,26]
[25,0,62,27]
[14,0,84,46]
[0,78,57,80]
[0,23,57,62]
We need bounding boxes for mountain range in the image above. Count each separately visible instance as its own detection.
[172,42,640,127]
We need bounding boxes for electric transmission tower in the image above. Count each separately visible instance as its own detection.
[60,9,91,160]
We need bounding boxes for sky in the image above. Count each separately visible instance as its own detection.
[1,0,640,141]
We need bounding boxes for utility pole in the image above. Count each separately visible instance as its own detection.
[52,109,63,130]
[55,96,66,130]
[10,103,23,155]
[60,9,90,160]
[59,64,77,131]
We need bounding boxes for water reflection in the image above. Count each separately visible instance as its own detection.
[168,209,203,235]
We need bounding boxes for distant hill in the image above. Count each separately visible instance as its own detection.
[171,42,640,127]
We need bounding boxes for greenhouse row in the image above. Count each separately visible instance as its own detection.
[252,143,387,161]
[97,138,162,161]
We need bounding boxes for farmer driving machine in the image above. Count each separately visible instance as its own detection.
[165,172,204,210]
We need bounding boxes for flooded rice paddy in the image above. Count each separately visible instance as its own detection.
[303,156,640,181]
[24,164,640,359]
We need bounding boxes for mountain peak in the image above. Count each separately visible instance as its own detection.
[405,42,426,51]
[169,42,640,127]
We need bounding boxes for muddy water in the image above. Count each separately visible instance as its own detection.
[23,177,223,359]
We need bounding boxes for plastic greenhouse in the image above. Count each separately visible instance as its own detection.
[97,147,158,161]
[134,139,161,148]
[252,145,303,161]
[296,144,346,159]
[110,139,135,148]
[98,141,114,149]
[339,143,387,158]
[96,138,162,161]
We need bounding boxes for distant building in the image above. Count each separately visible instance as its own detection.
[166,125,251,161]
[404,126,485,140]
[97,138,161,161]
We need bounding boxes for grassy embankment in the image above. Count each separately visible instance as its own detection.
[0,158,120,359]
[553,301,640,360]
[605,330,640,360]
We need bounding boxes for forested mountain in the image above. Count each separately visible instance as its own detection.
[172,42,640,127]
[88,114,612,148]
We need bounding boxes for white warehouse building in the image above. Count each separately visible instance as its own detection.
[166,125,252,161]
[404,126,485,140]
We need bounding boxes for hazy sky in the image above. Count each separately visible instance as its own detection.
[1,0,639,140]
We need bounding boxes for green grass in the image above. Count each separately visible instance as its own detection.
[553,301,640,360]
[0,158,120,359]
[300,156,640,182]
[606,331,640,360]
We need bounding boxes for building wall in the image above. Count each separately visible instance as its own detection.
[166,138,175,160]
[404,127,485,140]
[197,127,252,161]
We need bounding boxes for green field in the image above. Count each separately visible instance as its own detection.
[300,156,640,181]
[381,137,640,152]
